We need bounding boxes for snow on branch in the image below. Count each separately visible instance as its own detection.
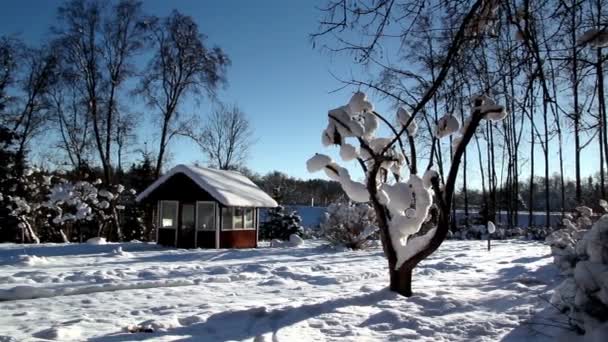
[578,29,608,48]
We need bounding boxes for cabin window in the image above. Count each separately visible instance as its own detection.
[234,208,244,229]
[221,207,256,230]
[159,201,178,229]
[222,207,233,230]
[196,202,216,231]
[244,208,254,229]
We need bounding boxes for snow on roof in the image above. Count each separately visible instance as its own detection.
[136,165,278,208]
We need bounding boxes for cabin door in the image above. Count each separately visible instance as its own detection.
[178,202,196,248]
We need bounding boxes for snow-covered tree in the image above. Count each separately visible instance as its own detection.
[321,202,378,250]
[0,125,22,242]
[5,169,57,243]
[307,91,506,296]
[259,206,303,241]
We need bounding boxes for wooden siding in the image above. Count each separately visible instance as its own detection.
[220,230,257,248]
[144,173,217,203]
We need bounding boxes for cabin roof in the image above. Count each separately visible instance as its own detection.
[136,164,278,208]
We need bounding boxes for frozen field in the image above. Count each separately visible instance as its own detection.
[0,240,570,341]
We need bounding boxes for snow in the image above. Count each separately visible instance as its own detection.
[339,143,358,161]
[321,128,333,146]
[422,169,439,189]
[347,91,373,114]
[87,237,107,245]
[33,326,82,341]
[136,165,278,208]
[578,29,608,48]
[386,174,434,269]
[396,107,418,136]
[289,234,304,246]
[0,240,562,341]
[306,154,332,173]
[488,221,496,234]
[400,227,437,261]
[435,115,460,138]
[308,157,369,203]
[98,189,114,200]
[338,173,369,203]
[17,254,49,266]
[576,206,593,218]
[328,106,365,137]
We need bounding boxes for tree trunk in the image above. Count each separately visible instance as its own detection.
[389,267,413,297]
[529,95,535,227]
[541,97,550,227]
[155,115,170,179]
[598,47,607,199]
[571,0,581,204]
[489,122,497,223]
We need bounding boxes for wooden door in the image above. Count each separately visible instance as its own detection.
[178,202,196,248]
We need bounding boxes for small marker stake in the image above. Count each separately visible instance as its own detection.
[487,221,495,251]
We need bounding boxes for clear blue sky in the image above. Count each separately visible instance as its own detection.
[0,0,364,180]
[0,0,600,188]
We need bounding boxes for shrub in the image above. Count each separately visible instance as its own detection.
[259,206,303,240]
[321,202,378,250]
[547,204,608,337]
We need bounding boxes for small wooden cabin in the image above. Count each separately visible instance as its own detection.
[136,165,278,249]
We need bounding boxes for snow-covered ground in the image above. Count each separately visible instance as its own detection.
[0,240,573,341]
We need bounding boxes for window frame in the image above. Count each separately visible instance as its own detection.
[159,200,179,229]
[221,207,256,231]
[244,208,255,230]
[221,207,234,231]
[196,201,216,231]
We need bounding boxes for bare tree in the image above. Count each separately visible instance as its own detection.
[115,110,138,174]
[53,0,146,183]
[8,46,58,173]
[138,10,230,178]
[49,83,92,171]
[196,104,254,170]
[0,37,19,114]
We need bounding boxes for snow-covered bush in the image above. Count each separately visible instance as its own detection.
[3,168,58,243]
[320,202,378,249]
[44,180,137,241]
[259,206,303,241]
[1,166,143,243]
[548,204,608,337]
[117,189,146,242]
[450,224,550,241]
[547,207,595,275]
[270,233,304,248]
[0,125,35,242]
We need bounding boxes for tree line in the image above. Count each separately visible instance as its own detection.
[0,0,265,182]
[0,0,260,242]
[313,0,608,228]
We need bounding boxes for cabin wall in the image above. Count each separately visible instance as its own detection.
[219,230,257,248]
[217,205,258,248]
